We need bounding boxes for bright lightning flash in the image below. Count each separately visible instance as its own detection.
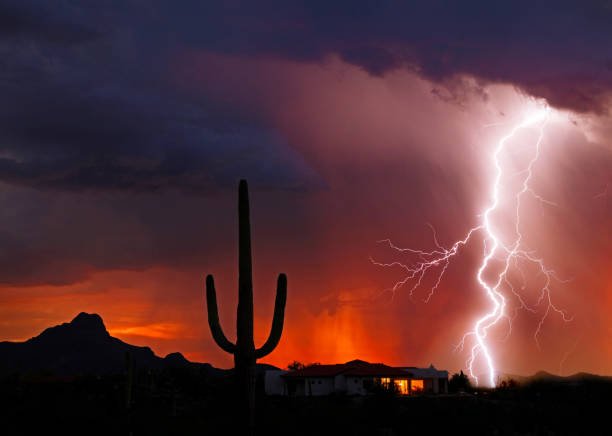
[372,103,572,387]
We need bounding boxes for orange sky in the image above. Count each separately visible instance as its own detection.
[1,58,611,378]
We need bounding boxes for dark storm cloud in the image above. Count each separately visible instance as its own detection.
[2,1,610,195]
[0,0,321,193]
[0,1,99,44]
[0,0,609,285]
[161,0,612,113]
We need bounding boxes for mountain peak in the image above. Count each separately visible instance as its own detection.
[70,312,107,332]
[0,313,219,376]
[164,352,190,366]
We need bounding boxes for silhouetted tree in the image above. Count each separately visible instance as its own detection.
[287,361,321,371]
[287,361,305,371]
[498,378,518,390]
[449,370,472,392]
[206,180,287,436]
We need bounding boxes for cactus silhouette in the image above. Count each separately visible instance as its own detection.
[205,179,287,434]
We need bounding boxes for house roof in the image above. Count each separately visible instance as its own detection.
[282,359,414,378]
[400,364,449,378]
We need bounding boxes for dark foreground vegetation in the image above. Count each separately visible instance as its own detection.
[2,368,611,436]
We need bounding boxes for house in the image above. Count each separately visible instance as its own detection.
[265,359,448,396]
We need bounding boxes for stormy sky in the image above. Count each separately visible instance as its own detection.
[0,0,611,377]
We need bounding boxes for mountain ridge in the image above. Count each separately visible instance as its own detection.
[0,312,276,377]
[481,369,612,386]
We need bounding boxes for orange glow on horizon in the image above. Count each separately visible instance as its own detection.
[109,323,190,340]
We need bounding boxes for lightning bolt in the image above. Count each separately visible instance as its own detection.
[372,104,572,387]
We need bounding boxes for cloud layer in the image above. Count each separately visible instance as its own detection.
[0,1,321,193]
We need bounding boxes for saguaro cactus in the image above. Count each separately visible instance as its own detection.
[205,179,287,434]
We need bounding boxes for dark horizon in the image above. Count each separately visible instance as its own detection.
[3,310,611,382]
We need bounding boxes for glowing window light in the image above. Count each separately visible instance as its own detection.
[394,379,409,395]
[410,379,424,393]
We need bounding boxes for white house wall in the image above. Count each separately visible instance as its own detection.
[305,377,335,396]
[334,374,347,393]
[439,378,448,393]
[346,376,367,395]
[424,378,434,393]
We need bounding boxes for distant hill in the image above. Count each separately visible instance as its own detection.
[0,312,277,377]
[490,370,612,386]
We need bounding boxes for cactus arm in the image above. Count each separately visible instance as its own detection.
[254,273,287,359]
[205,275,236,354]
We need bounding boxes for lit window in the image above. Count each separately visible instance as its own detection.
[394,379,409,395]
[379,377,391,388]
[410,379,424,393]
